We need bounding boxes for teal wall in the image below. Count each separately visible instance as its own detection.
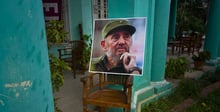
[151,0,171,81]
[69,1,82,40]
[68,0,93,39]
[108,0,152,91]
[0,1,54,112]
[81,0,93,36]
[108,0,172,111]
[168,0,178,41]
[204,0,220,58]
[108,0,134,18]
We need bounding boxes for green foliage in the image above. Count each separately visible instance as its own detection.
[176,0,208,35]
[142,97,174,112]
[175,78,202,99]
[81,34,92,66]
[54,98,62,112]
[192,50,211,61]
[165,57,190,78]
[142,70,220,112]
[45,20,71,112]
[186,89,220,112]
[46,20,71,92]
[46,20,70,48]
[49,54,71,92]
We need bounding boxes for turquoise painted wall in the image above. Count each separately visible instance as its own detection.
[108,0,152,92]
[81,0,93,36]
[204,0,220,58]
[69,1,82,40]
[108,0,172,111]
[108,0,134,18]
[0,1,54,112]
[151,0,171,81]
[108,0,155,111]
[68,0,93,39]
[132,0,154,91]
[168,0,178,40]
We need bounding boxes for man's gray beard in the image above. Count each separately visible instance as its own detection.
[106,52,122,64]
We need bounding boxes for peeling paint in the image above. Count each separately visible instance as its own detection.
[20,80,32,88]
[0,100,5,106]
[27,10,33,18]
[5,80,32,89]
[4,80,33,98]
[15,92,20,98]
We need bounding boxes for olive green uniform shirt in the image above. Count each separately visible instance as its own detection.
[90,55,127,73]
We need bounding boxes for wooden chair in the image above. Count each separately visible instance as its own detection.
[58,40,84,78]
[80,73,133,112]
[191,34,203,55]
[180,36,193,55]
[168,37,182,55]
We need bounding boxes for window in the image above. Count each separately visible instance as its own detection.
[93,0,108,19]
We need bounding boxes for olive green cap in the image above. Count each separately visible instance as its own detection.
[102,20,136,38]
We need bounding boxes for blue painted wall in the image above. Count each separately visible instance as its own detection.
[0,1,54,112]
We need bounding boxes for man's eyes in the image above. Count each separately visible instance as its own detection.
[112,34,120,40]
[111,34,130,40]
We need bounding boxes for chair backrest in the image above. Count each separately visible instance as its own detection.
[71,40,84,60]
[79,24,83,40]
[103,74,128,85]
[193,34,203,48]
[71,41,85,72]
[80,73,133,112]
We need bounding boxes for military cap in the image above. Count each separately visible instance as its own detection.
[102,20,136,38]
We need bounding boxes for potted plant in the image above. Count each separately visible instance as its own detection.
[192,50,211,70]
[165,57,190,79]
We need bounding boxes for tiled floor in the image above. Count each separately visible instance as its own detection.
[54,71,87,112]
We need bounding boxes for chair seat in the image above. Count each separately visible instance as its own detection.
[86,89,128,108]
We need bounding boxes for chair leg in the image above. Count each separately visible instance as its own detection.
[82,104,87,112]
[125,107,130,112]
[171,45,174,55]
[72,65,76,79]
[99,107,106,112]
[73,69,76,79]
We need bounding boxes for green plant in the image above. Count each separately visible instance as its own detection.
[81,34,92,68]
[49,54,71,92]
[186,89,220,112]
[46,20,70,48]
[176,0,208,36]
[142,70,220,112]
[165,57,190,78]
[46,20,71,92]
[176,78,202,99]
[192,51,211,70]
[45,20,71,112]
[192,51,211,62]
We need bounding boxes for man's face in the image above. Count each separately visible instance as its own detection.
[101,30,132,58]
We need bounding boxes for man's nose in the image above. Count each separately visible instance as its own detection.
[118,36,125,44]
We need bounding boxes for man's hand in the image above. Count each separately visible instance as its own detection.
[120,52,137,72]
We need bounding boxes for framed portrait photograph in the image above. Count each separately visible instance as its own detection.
[89,17,147,76]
